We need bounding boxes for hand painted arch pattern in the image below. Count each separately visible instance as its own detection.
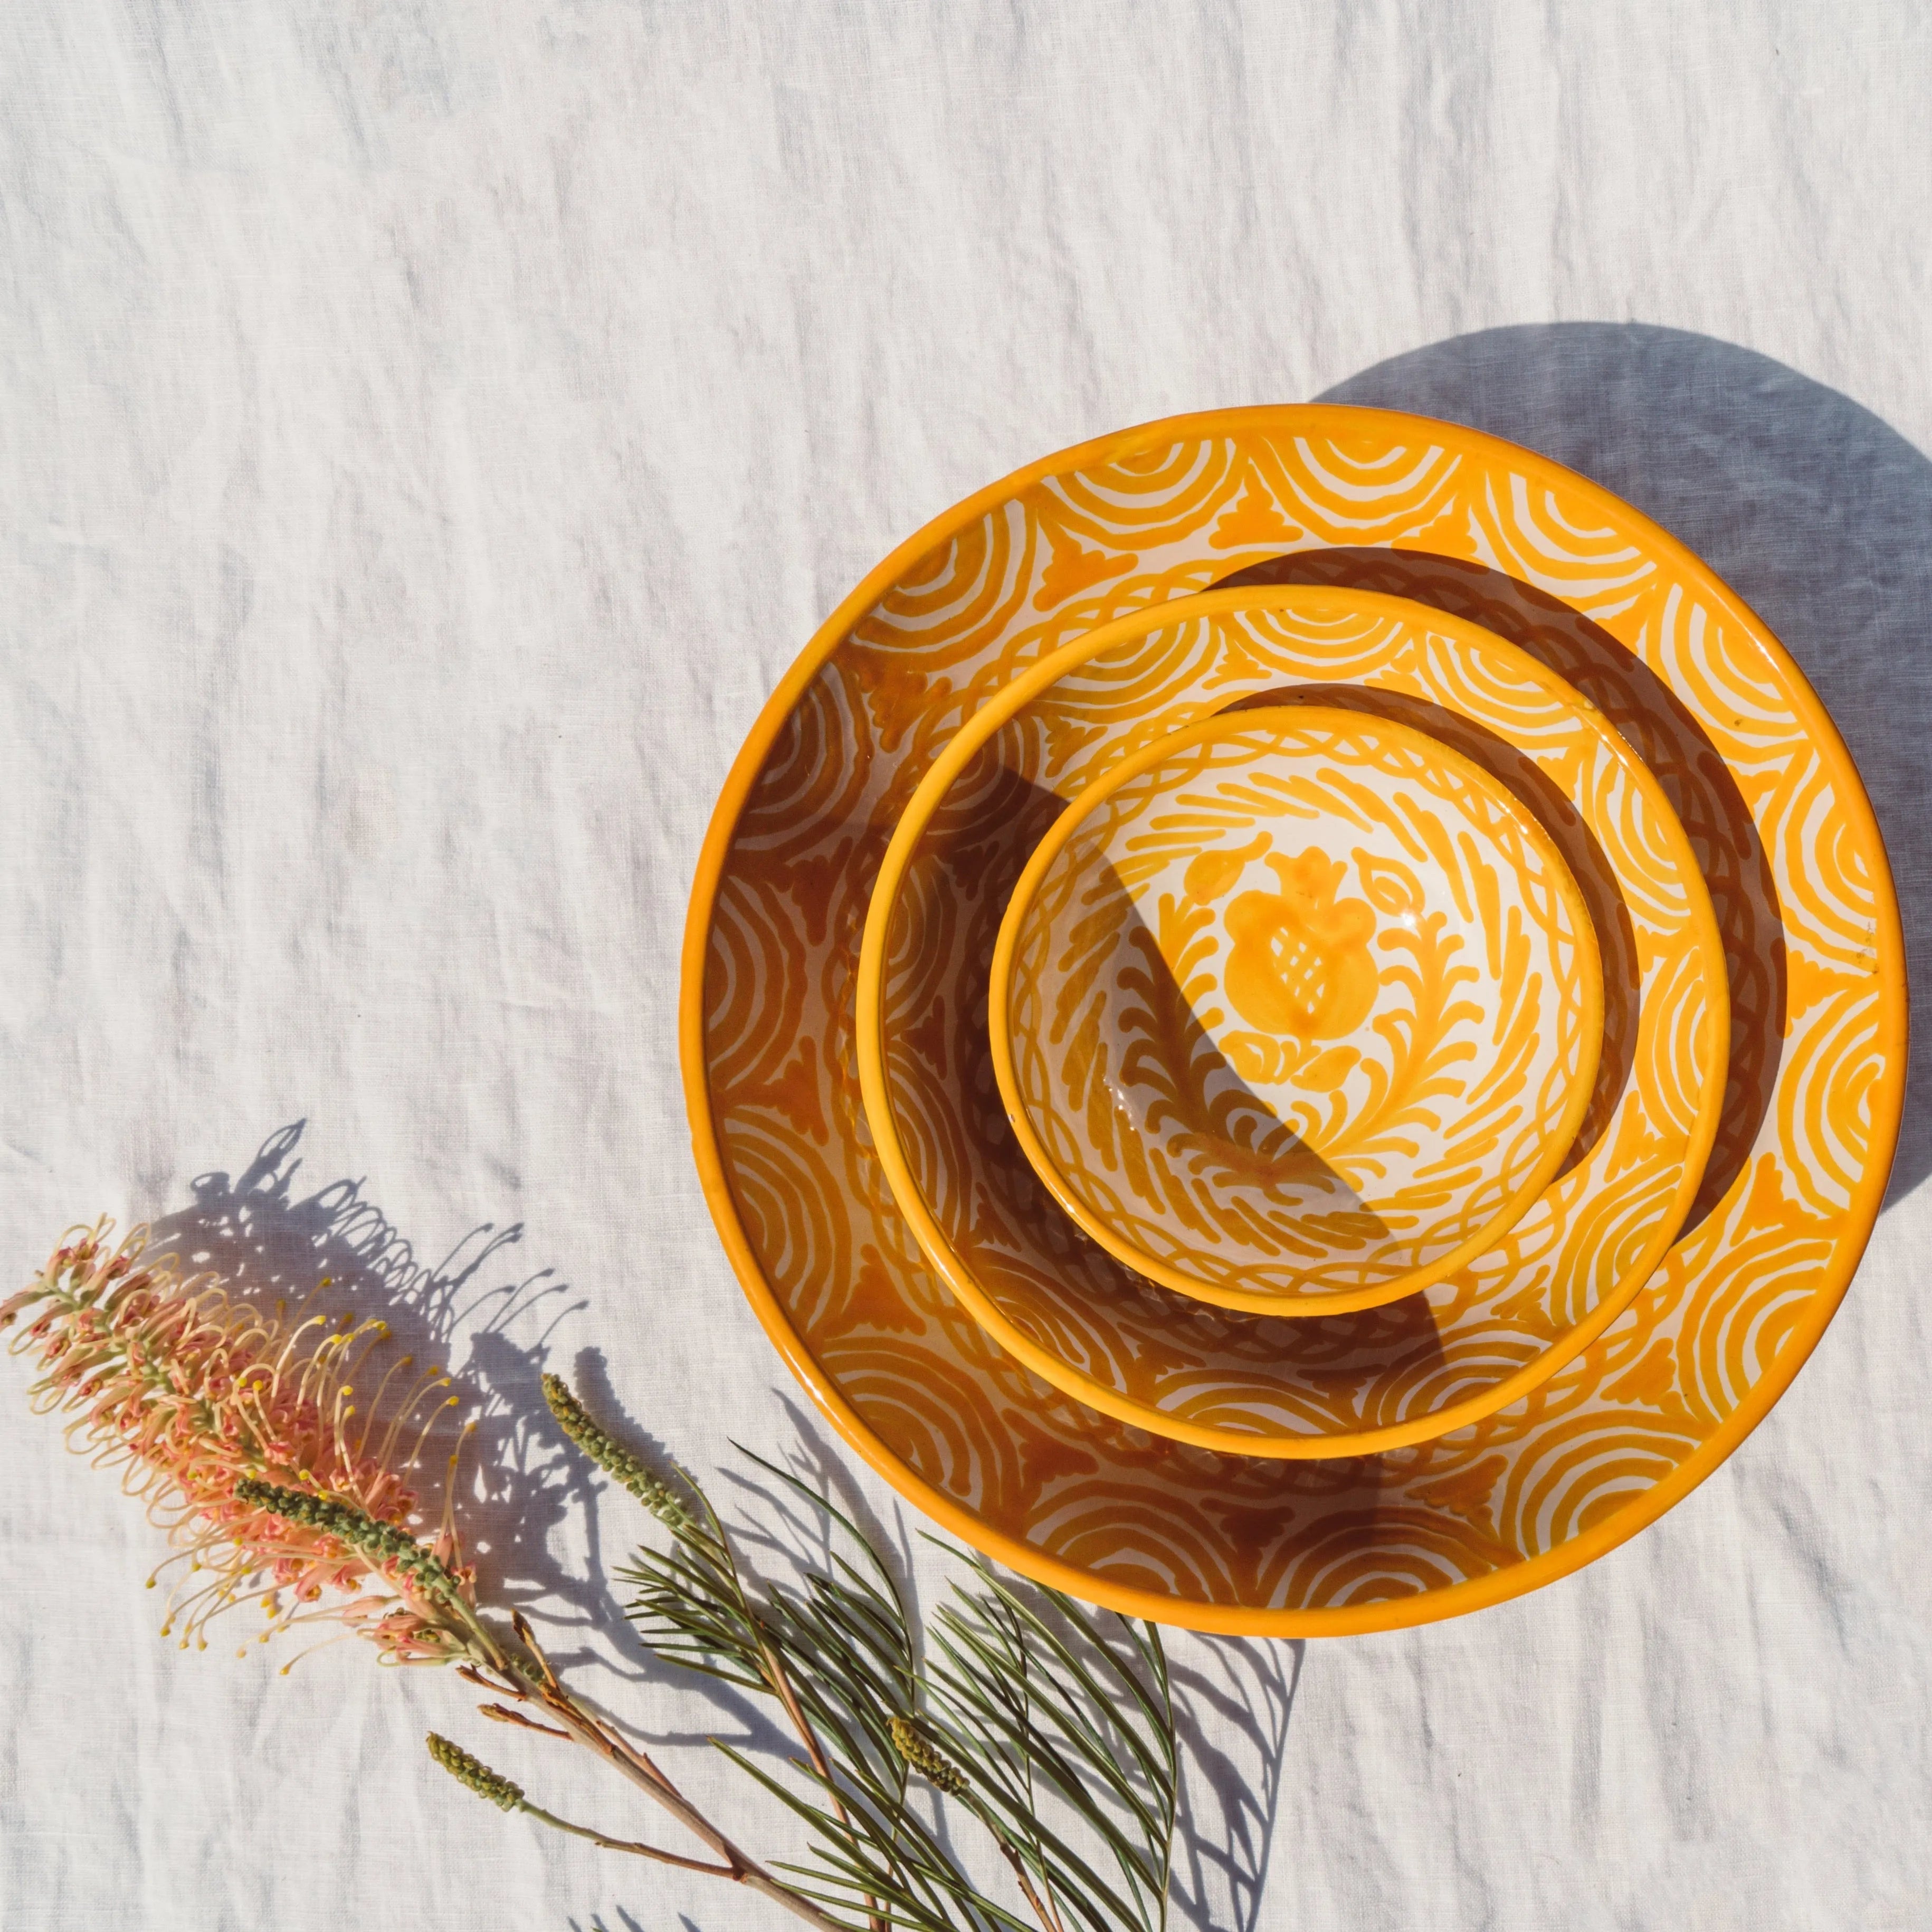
[691,407,1903,1634]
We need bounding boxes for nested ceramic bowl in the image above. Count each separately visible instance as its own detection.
[988,702,1604,1314]
[855,586,1728,1459]
[690,407,1899,1631]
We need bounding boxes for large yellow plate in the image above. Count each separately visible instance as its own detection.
[683,406,1904,1634]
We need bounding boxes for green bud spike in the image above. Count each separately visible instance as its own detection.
[541,1374,692,1532]
[890,1716,970,1797]
[234,1477,464,1606]
[427,1732,524,1811]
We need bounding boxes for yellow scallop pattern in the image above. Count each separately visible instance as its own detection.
[685,407,1904,1635]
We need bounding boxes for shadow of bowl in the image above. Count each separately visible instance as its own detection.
[1308,323,1928,1206]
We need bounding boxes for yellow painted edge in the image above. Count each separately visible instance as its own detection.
[679,404,1904,1636]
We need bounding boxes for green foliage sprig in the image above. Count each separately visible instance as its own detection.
[552,1379,1176,1932]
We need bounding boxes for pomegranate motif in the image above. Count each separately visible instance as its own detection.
[1220,848,1379,1040]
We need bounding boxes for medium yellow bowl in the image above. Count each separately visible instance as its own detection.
[855,586,1725,1459]
[988,702,1604,1315]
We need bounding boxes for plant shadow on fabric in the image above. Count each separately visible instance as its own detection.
[143,1122,625,1667]
[150,1124,1305,1931]
[564,1378,1304,1932]
[144,1122,841,1767]
[745,1397,1306,1932]
[1293,322,1932,1208]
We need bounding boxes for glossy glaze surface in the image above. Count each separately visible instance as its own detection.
[686,407,1902,1632]
[991,701,1602,1314]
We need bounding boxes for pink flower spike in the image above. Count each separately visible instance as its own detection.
[4,1220,475,1665]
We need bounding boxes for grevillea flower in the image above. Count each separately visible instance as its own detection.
[1,1219,478,1667]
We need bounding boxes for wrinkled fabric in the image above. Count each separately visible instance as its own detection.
[3,5,1930,1929]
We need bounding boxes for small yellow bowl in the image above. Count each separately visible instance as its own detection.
[988,702,1604,1314]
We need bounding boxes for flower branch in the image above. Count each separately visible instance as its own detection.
[5,1221,1183,1931]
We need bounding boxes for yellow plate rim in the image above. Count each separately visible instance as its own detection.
[680,404,1905,1635]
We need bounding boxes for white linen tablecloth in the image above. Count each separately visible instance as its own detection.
[4,5,1930,1927]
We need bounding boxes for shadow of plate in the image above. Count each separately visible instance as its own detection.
[1310,323,1929,1206]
